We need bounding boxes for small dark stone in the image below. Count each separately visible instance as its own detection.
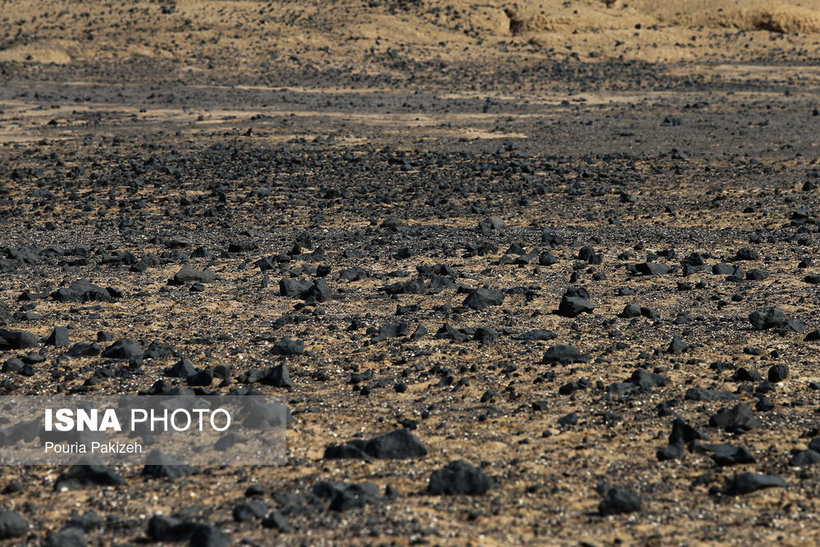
[557,295,594,318]
[685,387,737,402]
[749,307,787,330]
[410,324,428,340]
[142,450,199,479]
[232,500,269,522]
[789,450,820,467]
[462,288,504,310]
[636,262,671,275]
[0,329,39,350]
[768,364,789,383]
[45,326,70,347]
[261,512,293,532]
[708,403,761,433]
[514,329,556,341]
[478,216,506,234]
[54,456,125,490]
[712,263,734,275]
[328,482,383,512]
[172,265,216,284]
[101,339,142,360]
[473,327,499,343]
[667,336,688,354]
[746,268,768,281]
[557,412,578,426]
[0,511,27,539]
[542,344,589,364]
[598,488,641,515]
[324,429,427,460]
[427,460,492,495]
[51,279,116,303]
[165,359,196,379]
[44,527,86,547]
[723,473,786,496]
[803,274,820,284]
[272,338,305,356]
[734,248,760,261]
[188,523,230,547]
[729,367,762,382]
[0,302,10,326]
[260,364,293,388]
[618,304,642,318]
[692,443,756,466]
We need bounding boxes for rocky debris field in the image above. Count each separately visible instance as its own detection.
[1,0,820,544]
[0,79,818,544]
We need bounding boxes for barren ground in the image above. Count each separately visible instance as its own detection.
[1,0,820,545]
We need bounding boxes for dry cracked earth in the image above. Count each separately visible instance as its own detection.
[1,0,820,545]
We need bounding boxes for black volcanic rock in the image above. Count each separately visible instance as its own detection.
[44,527,86,547]
[657,418,711,461]
[734,248,760,261]
[427,460,492,495]
[558,295,594,317]
[749,307,787,330]
[478,216,506,234]
[259,364,293,388]
[712,263,734,275]
[514,329,556,341]
[142,450,199,479]
[598,488,641,515]
[629,369,669,390]
[473,327,499,343]
[280,278,332,302]
[143,340,177,360]
[311,481,383,512]
[768,364,789,383]
[101,339,142,360]
[54,457,125,490]
[65,342,102,357]
[0,511,26,540]
[692,443,756,466]
[233,500,269,522]
[0,302,11,326]
[667,336,689,354]
[324,429,428,460]
[542,344,589,364]
[669,418,710,446]
[165,359,196,379]
[45,326,70,347]
[172,265,216,284]
[51,279,117,302]
[684,387,737,402]
[376,322,410,340]
[635,262,671,275]
[708,403,761,433]
[746,268,768,280]
[328,482,383,512]
[619,304,642,318]
[463,288,504,310]
[541,229,565,246]
[146,515,198,542]
[272,337,305,356]
[0,329,39,350]
[789,450,820,467]
[188,523,230,547]
[279,278,313,297]
[261,512,293,532]
[723,473,786,496]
